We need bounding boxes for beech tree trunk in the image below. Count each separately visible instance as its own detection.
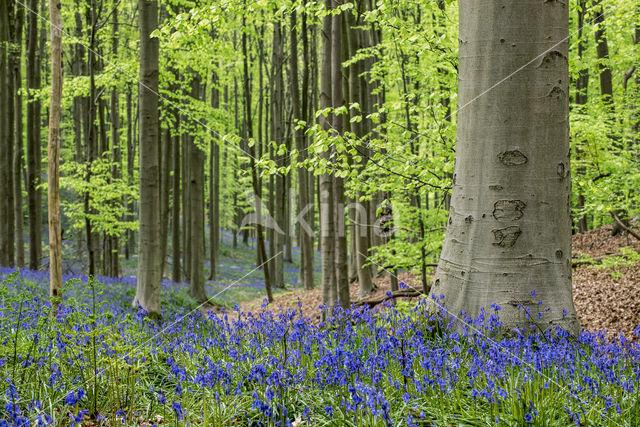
[12,4,25,267]
[134,0,161,316]
[171,107,181,281]
[26,0,42,270]
[575,0,589,233]
[431,0,580,335]
[290,11,314,290]
[188,77,207,304]
[332,4,349,309]
[48,0,63,299]
[0,0,9,266]
[243,7,272,301]
[271,20,285,288]
[320,0,337,310]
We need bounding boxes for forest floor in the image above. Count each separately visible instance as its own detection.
[241,225,640,340]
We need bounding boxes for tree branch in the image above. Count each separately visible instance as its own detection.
[611,211,640,241]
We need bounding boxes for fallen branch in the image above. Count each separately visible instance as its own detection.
[611,211,640,241]
[356,287,426,308]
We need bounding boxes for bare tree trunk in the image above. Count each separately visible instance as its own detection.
[575,0,589,233]
[171,107,181,281]
[347,9,374,297]
[12,4,25,267]
[289,11,314,290]
[320,0,337,311]
[0,0,10,266]
[188,77,207,303]
[159,127,171,279]
[26,0,42,270]
[126,86,135,259]
[243,6,272,301]
[134,0,161,316]
[271,19,285,288]
[47,0,63,300]
[332,3,349,308]
[431,0,580,335]
[209,67,219,280]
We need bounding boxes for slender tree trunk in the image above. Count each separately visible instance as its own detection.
[575,0,589,233]
[171,107,181,281]
[243,7,272,301]
[432,0,580,335]
[347,10,374,297]
[72,1,84,261]
[271,19,285,288]
[332,3,349,308]
[26,0,42,270]
[159,127,171,278]
[209,67,219,280]
[188,76,207,303]
[0,0,10,266]
[48,0,63,300]
[290,11,314,290]
[109,8,121,277]
[134,0,161,316]
[320,0,337,311]
[4,2,15,267]
[12,4,25,267]
[126,86,136,259]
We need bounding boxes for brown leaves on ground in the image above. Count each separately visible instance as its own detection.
[573,225,640,340]
[242,224,640,340]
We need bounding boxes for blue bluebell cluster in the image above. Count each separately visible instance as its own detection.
[0,269,638,426]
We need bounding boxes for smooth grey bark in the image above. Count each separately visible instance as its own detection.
[134,0,161,316]
[188,77,207,304]
[431,0,580,335]
[320,0,337,310]
[332,4,349,309]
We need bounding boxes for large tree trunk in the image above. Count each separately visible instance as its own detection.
[320,0,337,311]
[209,71,220,280]
[134,0,161,316]
[48,0,63,300]
[26,0,42,270]
[188,77,207,304]
[431,0,580,335]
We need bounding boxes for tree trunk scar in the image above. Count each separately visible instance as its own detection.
[492,226,521,247]
[557,162,568,178]
[493,200,526,221]
[498,150,527,165]
[537,50,567,68]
